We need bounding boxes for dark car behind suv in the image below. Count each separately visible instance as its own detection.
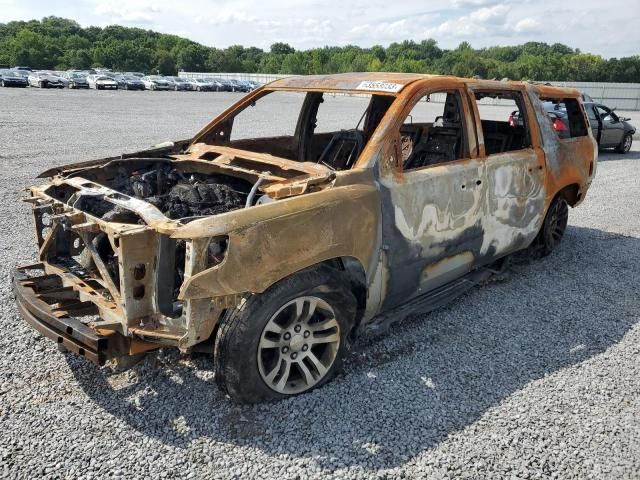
[510,98,636,153]
[583,102,636,153]
[0,69,28,87]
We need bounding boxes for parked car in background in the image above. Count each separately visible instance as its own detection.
[27,71,65,88]
[213,77,234,91]
[51,72,71,88]
[0,69,28,87]
[87,74,118,90]
[166,76,193,91]
[113,74,145,90]
[12,69,30,80]
[237,80,256,92]
[192,78,215,91]
[61,72,89,89]
[512,99,636,154]
[142,75,171,91]
[229,79,249,92]
[125,72,145,78]
[14,66,32,72]
[584,102,636,153]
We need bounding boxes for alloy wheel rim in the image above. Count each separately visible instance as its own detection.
[624,135,632,152]
[257,296,340,395]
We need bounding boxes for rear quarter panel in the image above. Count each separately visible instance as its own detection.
[528,84,597,207]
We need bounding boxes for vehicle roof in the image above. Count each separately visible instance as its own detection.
[267,72,582,98]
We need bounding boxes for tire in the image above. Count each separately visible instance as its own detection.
[1,80,4,87]
[38,81,43,88]
[214,265,357,403]
[534,195,569,257]
[616,133,633,154]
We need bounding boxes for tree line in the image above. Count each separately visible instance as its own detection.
[1,17,639,82]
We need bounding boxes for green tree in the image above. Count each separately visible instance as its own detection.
[270,42,294,55]
[155,50,176,75]
[176,44,208,71]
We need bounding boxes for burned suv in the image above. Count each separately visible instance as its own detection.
[13,73,597,403]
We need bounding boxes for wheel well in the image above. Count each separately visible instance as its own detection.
[556,183,581,207]
[204,256,368,347]
[318,257,367,330]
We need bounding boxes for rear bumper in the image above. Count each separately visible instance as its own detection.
[11,264,130,365]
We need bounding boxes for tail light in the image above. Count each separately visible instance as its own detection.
[552,119,568,132]
[508,114,515,127]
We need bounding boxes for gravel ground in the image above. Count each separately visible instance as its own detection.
[0,88,639,479]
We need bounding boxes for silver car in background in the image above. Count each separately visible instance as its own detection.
[191,77,215,91]
[87,75,119,90]
[141,75,171,91]
[61,72,90,89]
[27,71,66,88]
[166,76,194,91]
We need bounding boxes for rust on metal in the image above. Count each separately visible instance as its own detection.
[13,73,596,363]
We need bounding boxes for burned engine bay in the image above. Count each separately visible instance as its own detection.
[111,163,250,220]
[42,145,336,225]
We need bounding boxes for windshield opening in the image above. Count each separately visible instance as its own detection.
[197,90,393,171]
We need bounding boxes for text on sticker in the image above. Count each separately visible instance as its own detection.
[355,81,403,93]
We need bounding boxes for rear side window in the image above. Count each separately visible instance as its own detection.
[473,90,532,155]
[541,98,588,139]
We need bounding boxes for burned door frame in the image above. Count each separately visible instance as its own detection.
[465,84,546,261]
[375,82,486,310]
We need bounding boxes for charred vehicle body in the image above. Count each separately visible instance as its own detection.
[13,73,597,402]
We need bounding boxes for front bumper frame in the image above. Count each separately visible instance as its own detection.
[12,264,131,365]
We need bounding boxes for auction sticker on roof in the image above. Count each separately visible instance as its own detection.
[355,80,403,93]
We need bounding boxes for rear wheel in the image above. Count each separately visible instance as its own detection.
[536,195,569,256]
[214,266,356,403]
[616,133,633,154]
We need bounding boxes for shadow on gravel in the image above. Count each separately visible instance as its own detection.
[68,226,640,470]
[598,149,640,161]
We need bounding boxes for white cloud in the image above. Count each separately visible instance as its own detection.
[424,4,510,38]
[511,17,542,33]
[452,0,499,7]
[94,0,161,24]
[473,4,510,24]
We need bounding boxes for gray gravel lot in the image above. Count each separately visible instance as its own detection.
[0,88,639,479]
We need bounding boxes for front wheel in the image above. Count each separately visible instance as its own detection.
[616,133,633,154]
[214,266,356,403]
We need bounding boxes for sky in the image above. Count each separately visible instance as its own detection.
[1,0,640,57]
